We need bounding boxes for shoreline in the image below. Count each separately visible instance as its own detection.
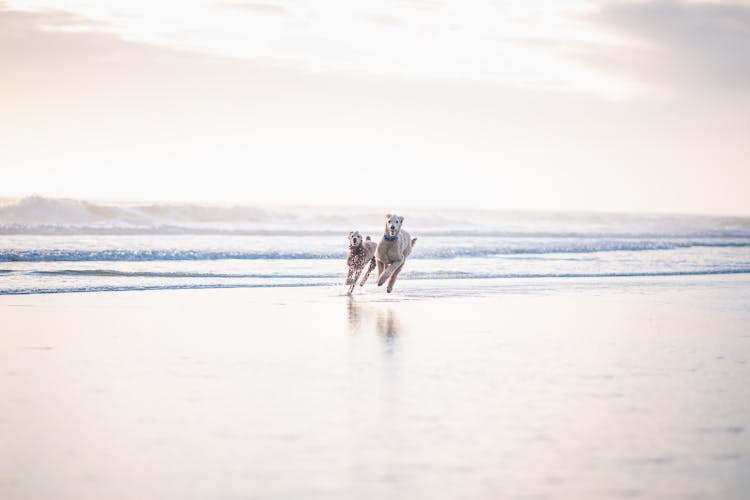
[2,270,750,297]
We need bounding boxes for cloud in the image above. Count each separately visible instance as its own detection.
[365,14,402,27]
[0,1,307,109]
[218,1,290,16]
[0,1,322,165]
[1,1,748,216]
[0,3,214,85]
[585,0,750,94]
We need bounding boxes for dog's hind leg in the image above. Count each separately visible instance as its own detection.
[360,257,376,286]
[386,261,405,293]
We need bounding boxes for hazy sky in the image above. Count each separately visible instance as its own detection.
[1,0,749,214]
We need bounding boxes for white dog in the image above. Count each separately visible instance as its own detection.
[375,214,417,293]
[346,231,377,294]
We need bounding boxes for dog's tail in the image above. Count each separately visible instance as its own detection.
[365,235,371,241]
[411,237,417,247]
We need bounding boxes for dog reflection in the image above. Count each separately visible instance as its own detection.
[346,296,366,334]
[346,297,402,342]
[376,308,400,339]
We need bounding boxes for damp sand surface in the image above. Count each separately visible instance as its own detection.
[1,275,750,500]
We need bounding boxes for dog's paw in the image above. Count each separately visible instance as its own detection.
[386,285,393,293]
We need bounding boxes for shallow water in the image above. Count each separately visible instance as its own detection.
[1,278,749,499]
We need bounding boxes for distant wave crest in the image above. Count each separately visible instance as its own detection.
[3,196,750,236]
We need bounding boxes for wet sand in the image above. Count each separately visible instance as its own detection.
[1,276,749,499]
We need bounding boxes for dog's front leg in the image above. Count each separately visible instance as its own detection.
[376,260,386,286]
[378,257,403,286]
[348,266,364,294]
[360,258,376,286]
[345,267,355,286]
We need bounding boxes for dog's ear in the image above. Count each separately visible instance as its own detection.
[399,216,404,224]
[365,235,371,241]
[386,213,392,219]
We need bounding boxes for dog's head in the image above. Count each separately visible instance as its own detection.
[385,213,404,239]
[348,231,364,248]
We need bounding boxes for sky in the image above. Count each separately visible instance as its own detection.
[1,0,749,215]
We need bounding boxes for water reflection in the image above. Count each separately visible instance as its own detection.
[346,297,403,353]
[376,308,399,335]
[346,296,365,335]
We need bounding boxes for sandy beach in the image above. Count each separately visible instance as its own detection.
[2,275,749,500]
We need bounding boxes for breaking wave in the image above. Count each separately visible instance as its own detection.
[1,241,749,262]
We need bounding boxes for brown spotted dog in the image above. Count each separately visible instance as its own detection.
[346,231,377,294]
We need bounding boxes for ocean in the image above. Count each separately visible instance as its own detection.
[1,196,749,295]
[4,197,750,500]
